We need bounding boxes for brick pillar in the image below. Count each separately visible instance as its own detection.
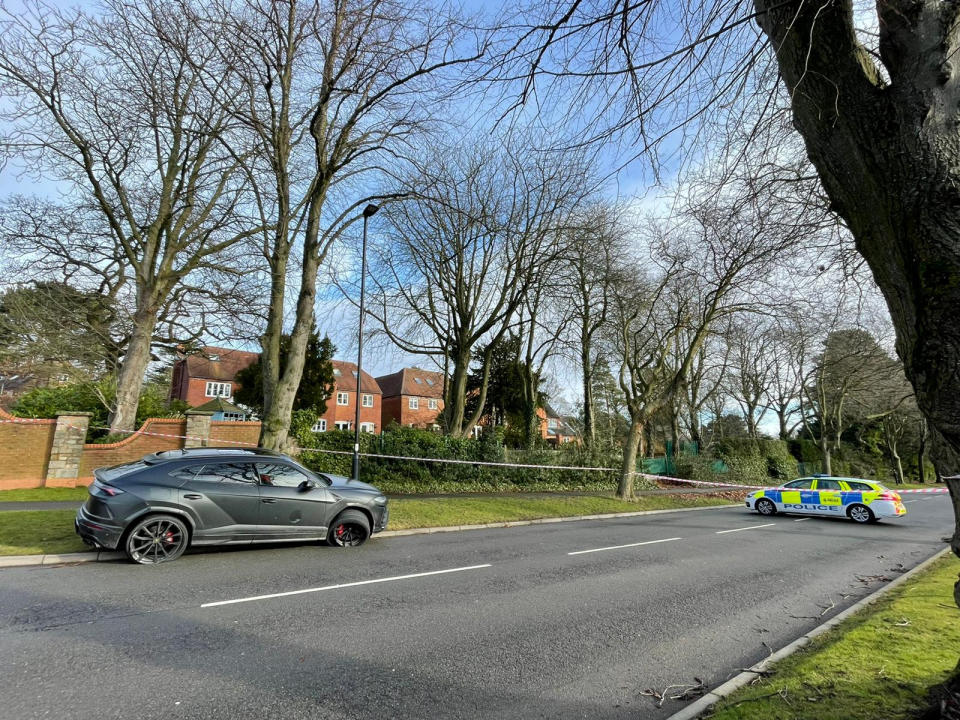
[184,411,214,448]
[45,412,92,488]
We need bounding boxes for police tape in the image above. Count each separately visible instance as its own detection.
[0,417,952,492]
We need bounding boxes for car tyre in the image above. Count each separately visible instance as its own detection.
[755,498,777,516]
[124,514,189,565]
[327,509,371,547]
[847,503,875,524]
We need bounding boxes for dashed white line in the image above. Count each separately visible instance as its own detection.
[715,523,776,535]
[904,500,917,504]
[794,518,811,522]
[201,564,492,608]
[567,537,682,556]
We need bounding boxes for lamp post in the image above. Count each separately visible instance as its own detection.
[353,202,379,481]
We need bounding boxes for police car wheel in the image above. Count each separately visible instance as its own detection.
[756,498,776,516]
[848,504,874,524]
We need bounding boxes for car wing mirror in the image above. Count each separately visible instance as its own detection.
[297,480,316,492]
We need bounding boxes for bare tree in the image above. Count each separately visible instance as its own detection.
[725,319,774,438]
[220,0,486,449]
[0,0,260,432]
[365,137,589,437]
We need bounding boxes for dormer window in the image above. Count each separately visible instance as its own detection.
[333,368,341,377]
[209,354,219,362]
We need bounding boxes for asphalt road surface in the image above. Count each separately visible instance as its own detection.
[0,496,953,720]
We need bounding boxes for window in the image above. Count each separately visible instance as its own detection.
[209,354,220,362]
[362,393,374,407]
[352,370,358,377]
[333,368,341,377]
[414,377,423,384]
[205,381,232,398]
[846,481,873,491]
[334,421,352,431]
[255,462,311,488]
[337,391,349,406]
[311,419,327,432]
[360,422,375,433]
[425,378,435,386]
[547,418,558,429]
[220,412,244,421]
[784,479,814,489]
[189,463,258,484]
[428,398,438,410]
[816,479,842,491]
[408,397,419,410]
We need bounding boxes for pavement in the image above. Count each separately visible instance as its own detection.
[0,495,953,719]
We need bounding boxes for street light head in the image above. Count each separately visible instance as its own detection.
[363,203,380,218]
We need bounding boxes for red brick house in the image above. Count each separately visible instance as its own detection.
[169,346,259,407]
[311,360,383,434]
[539,402,580,445]
[376,367,444,429]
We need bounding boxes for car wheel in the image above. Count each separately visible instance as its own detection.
[755,498,777,516]
[847,504,875,524]
[124,514,189,565]
[327,510,370,547]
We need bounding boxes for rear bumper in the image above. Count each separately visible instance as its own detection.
[871,500,907,519]
[75,507,124,550]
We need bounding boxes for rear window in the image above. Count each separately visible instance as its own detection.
[97,461,148,481]
[845,481,875,491]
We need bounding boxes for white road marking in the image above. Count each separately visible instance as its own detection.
[201,564,492,608]
[794,518,810,522]
[904,500,917,504]
[567,537,682,556]
[715,523,776,535]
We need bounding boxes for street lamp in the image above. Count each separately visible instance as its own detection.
[353,202,379,481]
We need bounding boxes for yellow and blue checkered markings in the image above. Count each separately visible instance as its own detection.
[760,488,872,511]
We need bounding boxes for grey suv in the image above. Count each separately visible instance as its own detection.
[75,447,389,564]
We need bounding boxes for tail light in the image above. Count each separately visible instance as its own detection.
[90,480,125,497]
[877,491,900,502]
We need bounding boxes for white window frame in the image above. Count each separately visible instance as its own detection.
[408,396,419,410]
[359,422,375,433]
[428,398,438,410]
[337,391,349,406]
[311,419,327,432]
[220,412,244,421]
[334,420,352,431]
[361,393,374,407]
[205,381,232,398]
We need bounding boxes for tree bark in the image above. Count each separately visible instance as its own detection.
[581,345,596,447]
[617,416,644,498]
[108,306,158,433]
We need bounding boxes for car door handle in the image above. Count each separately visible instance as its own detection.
[261,499,277,504]
[183,494,202,500]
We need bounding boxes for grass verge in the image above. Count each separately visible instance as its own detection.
[0,487,89,502]
[705,554,960,720]
[0,494,735,556]
[386,493,732,529]
[0,509,88,555]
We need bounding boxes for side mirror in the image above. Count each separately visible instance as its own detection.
[297,480,316,492]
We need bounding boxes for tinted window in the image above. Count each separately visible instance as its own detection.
[190,463,258,484]
[784,479,814,489]
[845,481,873,491]
[817,479,841,491]
[256,462,310,488]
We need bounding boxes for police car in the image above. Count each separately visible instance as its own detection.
[745,476,907,523]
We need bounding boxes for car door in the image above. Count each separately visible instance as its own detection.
[812,478,845,518]
[254,461,334,540]
[778,478,816,513]
[176,462,261,543]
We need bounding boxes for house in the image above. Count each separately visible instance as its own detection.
[539,402,580,445]
[311,360,382,434]
[191,397,249,421]
[376,367,444,430]
[169,346,259,407]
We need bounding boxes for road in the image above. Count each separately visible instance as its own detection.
[0,496,952,719]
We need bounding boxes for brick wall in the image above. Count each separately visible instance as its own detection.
[0,409,57,490]
[78,419,188,482]
[209,421,260,447]
[381,395,442,428]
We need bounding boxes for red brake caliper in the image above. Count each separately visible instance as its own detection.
[336,525,345,537]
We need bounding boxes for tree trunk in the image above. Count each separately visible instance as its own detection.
[442,350,471,438]
[917,417,928,484]
[617,416,644,498]
[259,243,290,438]
[108,306,157,434]
[581,346,595,447]
[520,362,539,449]
[821,443,832,476]
[755,0,960,575]
[777,409,789,441]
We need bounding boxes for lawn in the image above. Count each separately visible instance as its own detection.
[0,509,88,555]
[0,487,90,502]
[705,554,960,720]
[0,493,735,556]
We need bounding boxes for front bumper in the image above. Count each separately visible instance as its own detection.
[372,503,389,533]
[75,506,124,550]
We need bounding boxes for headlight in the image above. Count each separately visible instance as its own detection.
[373,495,387,505]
